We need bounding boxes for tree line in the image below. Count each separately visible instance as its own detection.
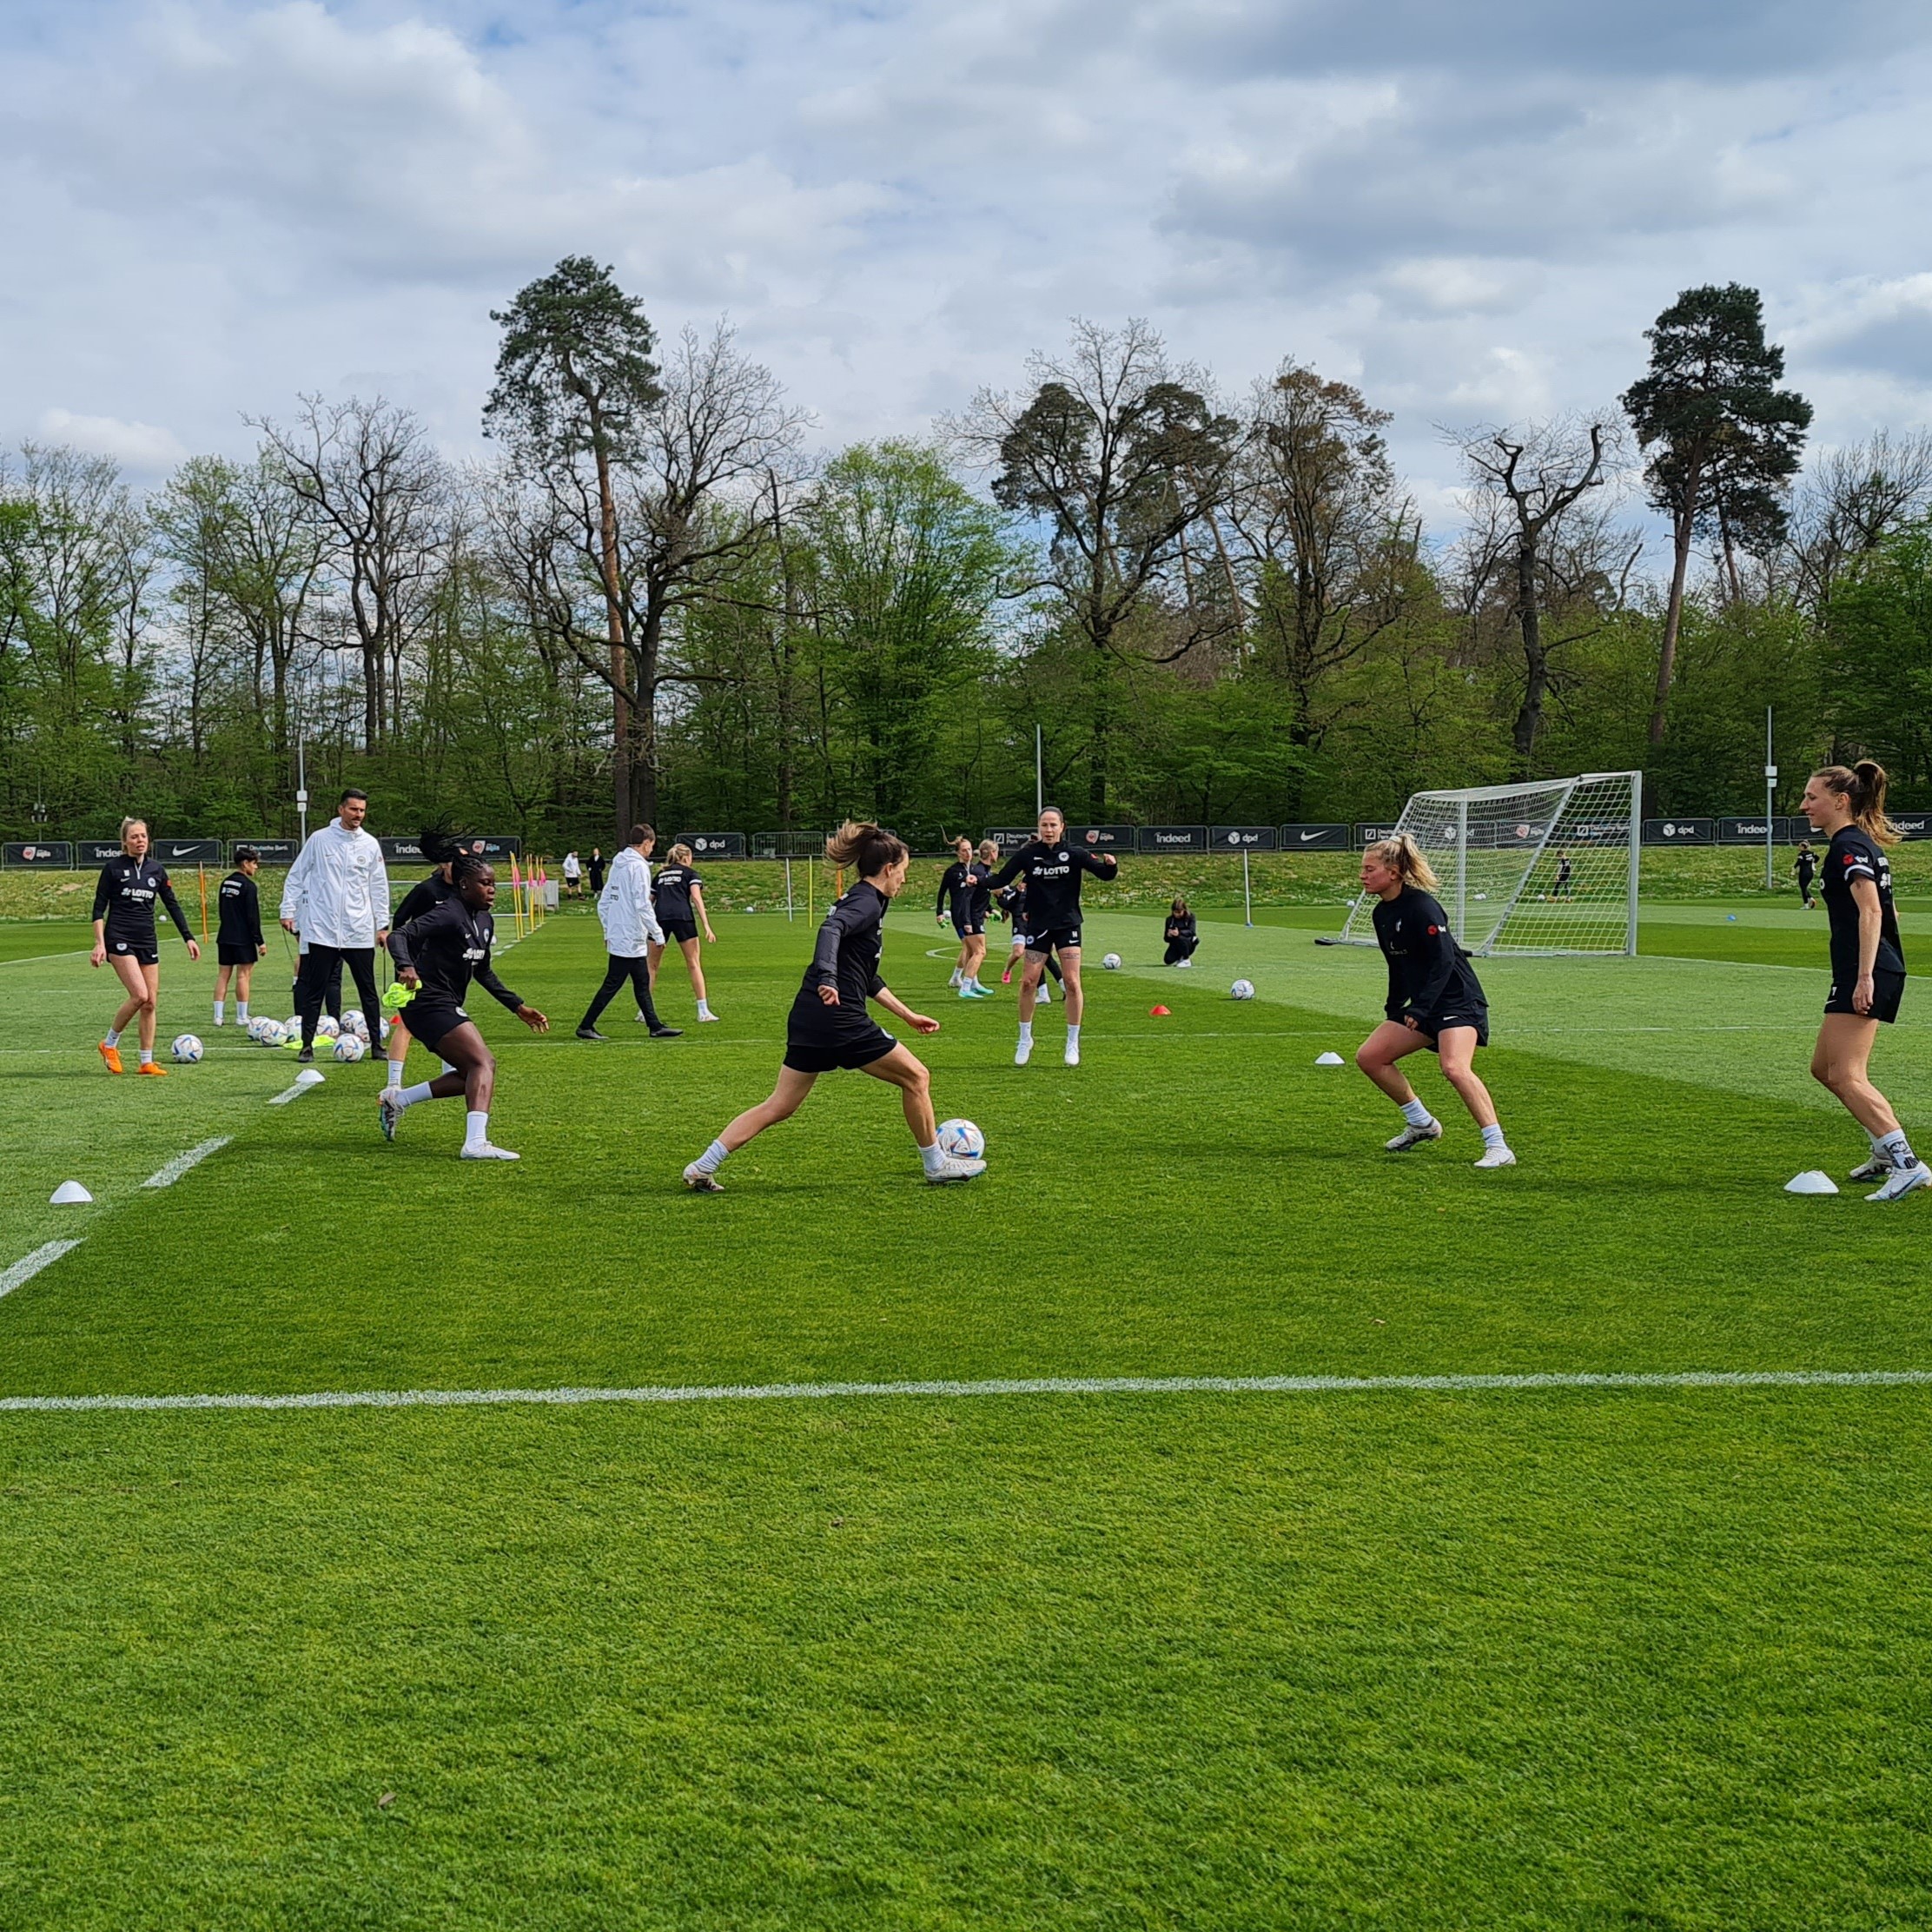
[3,261,1930,850]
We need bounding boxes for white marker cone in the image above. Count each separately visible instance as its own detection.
[294,1068,326,1088]
[1314,1051,1345,1067]
[50,1181,92,1205]
[1785,1170,1839,1195]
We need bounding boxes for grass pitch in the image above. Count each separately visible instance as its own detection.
[3,901,1931,1929]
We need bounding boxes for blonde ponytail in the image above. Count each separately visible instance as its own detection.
[1363,833,1440,890]
[1812,762,1900,847]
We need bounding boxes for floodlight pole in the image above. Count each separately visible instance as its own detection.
[295,735,308,845]
[785,856,794,922]
[1764,706,1777,892]
[1035,725,1043,817]
[1243,850,1253,927]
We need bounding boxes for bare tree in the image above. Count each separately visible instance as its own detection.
[1783,429,1932,614]
[1450,418,1630,772]
[949,319,1239,816]
[253,396,445,750]
[1228,362,1415,777]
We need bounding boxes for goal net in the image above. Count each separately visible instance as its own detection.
[1336,771,1640,956]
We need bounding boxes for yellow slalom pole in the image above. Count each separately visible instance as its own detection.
[197,863,209,943]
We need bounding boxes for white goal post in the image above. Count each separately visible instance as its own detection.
[1335,771,1641,956]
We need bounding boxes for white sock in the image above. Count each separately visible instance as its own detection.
[213,999,224,1024]
[104,1028,121,1048]
[697,1001,713,1020]
[1879,1128,1915,1169]
[920,1141,945,1174]
[1481,1122,1507,1149]
[949,969,961,986]
[1018,1020,1034,1046]
[465,1109,490,1149]
[692,1137,730,1176]
[1400,1098,1433,1128]
[398,1081,434,1109]
[237,1002,249,1022]
[138,1049,153,1066]
[1066,1022,1081,1048]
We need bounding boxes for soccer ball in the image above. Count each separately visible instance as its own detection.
[1230,979,1255,1001]
[255,1020,285,1047]
[282,1029,304,1050]
[1102,953,1122,970]
[332,1033,367,1062]
[341,1008,367,1038]
[170,1034,203,1063]
[936,1118,985,1161]
[314,1015,341,1041]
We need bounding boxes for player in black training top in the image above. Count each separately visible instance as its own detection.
[1794,840,1817,910]
[987,806,1117,1065]
[1163,897,1199,966]
[379,851,549,1161]
[936,837,996,998]
[1800,761,1928,1201]
[380,832,461,1096]
[649,843,719,1022]
[90,817,201,1075]
[681,822,983,1192]
[1352,834,1516,1168]
[212,845,265,1029]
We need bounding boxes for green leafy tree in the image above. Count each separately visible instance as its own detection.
[1622,284,1810,744]
[1824,522,1932,802]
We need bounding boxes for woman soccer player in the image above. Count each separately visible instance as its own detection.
[379,833,460,1095]
[1353,835,1515,1168]
[1802,762,1927,1200]
[648,844,719,1022]
[1794,840,1817,910]
[995,878,1057,1000]
[1163,897,1199,967]
[936,837,996,997]
[380,852,549,1160]
[682,822,983,1191]
[987,807,1116,1065]
[91,817,201,1075]
[212,846,265,1028]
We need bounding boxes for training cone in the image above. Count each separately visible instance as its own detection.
[1315,1051,1346,1066]
[1784,1170,1839,1195]
[294,1068,327,1088]
[1148,1004,1171,1016]
[50,1181,92,1205]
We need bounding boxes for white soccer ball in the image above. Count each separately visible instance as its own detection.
[284,1016,301,1037]
[1102,953,1122,970]
[332,1033,367,1062]
[341,1008,367,1037]
[170,1033,203,1063]
[314,1015,341,1041]
[1230,979,1254,1001]
[255,1020,286,1047]
[936,1117,985,1161]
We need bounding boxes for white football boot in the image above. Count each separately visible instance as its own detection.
[1849,1155,1890,1182]
[683,1164,724,1193]
[1473,1144,1518,1168]
[460,1141,520,1161]
[1015,1034,1033,1066]
[925,1154,986,1185]
[1867,1161,1931,1203]
[1385,1120,1443,1152]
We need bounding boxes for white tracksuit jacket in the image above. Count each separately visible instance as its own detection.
[598,846,665,956]
[280,817,391,949]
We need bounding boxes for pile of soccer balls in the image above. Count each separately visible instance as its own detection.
[245,1009,374,1059]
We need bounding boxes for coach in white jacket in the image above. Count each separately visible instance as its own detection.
[573,824,680,1041]
[280,788,391,1061]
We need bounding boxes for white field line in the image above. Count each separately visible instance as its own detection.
[0,1241,83,1302]
[0,949,89,967]
[268,1080,319,1105]
[5,1367,1932,1418]
[142,1136,231,1188]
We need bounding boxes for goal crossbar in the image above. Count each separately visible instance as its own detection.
[1336,771,1640,957]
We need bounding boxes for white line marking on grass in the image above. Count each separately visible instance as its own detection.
[268,1081,316,1105]
[7,1367,1932,1418]
[142,1137,231,1188]
[0,1241,83,1302]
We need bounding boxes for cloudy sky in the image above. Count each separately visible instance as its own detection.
[3,0,1929,520]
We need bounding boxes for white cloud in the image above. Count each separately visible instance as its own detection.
[36,410,189,468]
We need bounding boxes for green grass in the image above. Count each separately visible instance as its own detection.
[3,903,1932,1927]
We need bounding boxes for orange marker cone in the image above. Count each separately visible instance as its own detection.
[1149,1004,1171,1016]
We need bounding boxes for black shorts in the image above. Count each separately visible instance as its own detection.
[1027,924,1080,954]
[107,936,159,967]
[216,943,258,967]
[1408,1007,1491,1050]
[951,916,985,938]
[1826,969,1906,1023]
[402,1001,475,1053]
[784,1023,899,1075]
[659,918,700,945]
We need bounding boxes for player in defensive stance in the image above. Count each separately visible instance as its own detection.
[987,807,1116,1065]
[91,817,201,1074]
[1352,835,1514,1168]
[683,822,983,1191]
[1803,762,1928,1201]
[380,852,549,1160]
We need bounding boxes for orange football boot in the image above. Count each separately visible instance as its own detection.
[98,1041,123,1074]
[134,1060,169,1076]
